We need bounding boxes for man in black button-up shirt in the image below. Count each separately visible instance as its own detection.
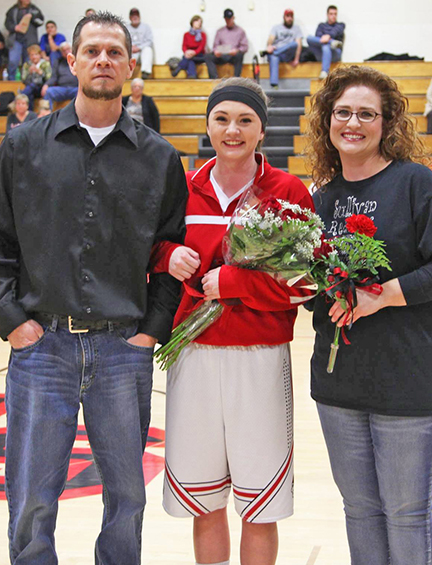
[0,12,187,564]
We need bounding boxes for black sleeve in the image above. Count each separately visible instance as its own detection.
[30,6,44,27]
[147,96,160,133]
[399,167,432,305]
[0,135,29,339]
[138,150,187,344]
[4,7,16,34]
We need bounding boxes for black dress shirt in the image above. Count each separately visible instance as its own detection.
[0,102,187,343]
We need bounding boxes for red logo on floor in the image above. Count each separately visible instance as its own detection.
[0,394,165,500]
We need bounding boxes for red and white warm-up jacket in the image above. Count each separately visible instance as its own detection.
[151,154,315,346]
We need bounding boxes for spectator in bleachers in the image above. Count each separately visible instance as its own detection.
[21,43,51,109]
[6,92,37,130]
[41,41,78,109]
[36,98,50,116]
[307,5,345,80]
[5,0,44,80]
[261,9,302,89]
[122,77,160,132]
[40,20,66,67]
[171,15,207,79]
[126,7,153,79]
[85,8,96,17]
[206,9,248,79]
[425,79,432,134]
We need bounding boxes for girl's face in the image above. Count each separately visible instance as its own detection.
[207,100,264,162]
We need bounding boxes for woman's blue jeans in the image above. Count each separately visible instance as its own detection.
[317,402,432,565]
[5,320,154,564]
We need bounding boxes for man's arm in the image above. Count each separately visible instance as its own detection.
[137,150,188,345]
[238,29,248,53]
[30,6,44,28]
[0,135,30,341]
[266,33,276,53]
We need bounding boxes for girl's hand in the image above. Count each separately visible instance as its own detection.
[202,267,221,300]
[168,246,201,281]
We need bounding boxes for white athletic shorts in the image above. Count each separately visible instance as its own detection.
[163,343,294,523]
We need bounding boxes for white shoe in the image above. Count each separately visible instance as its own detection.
[319,70,328,80]
[330,39,343,50]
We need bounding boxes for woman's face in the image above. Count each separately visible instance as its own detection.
[192,18,202,30]
[15,99,28,114]
[330,85,383,163]
[131,83,143,97]
[207,100,264,163]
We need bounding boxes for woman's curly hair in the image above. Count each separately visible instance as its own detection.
[305,65,429,188]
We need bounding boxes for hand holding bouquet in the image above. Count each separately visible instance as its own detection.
[154,186,322,370]
[311,214,392,373]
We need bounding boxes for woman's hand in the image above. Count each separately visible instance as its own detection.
[202,267,221,300]
[168,246,201,281]
[329,279,406,327]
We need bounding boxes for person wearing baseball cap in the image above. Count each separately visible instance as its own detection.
[260,8,302,89]
[126,7,154,79]
[205,8,248,79]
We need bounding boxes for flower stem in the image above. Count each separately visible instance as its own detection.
[327,324,340,374]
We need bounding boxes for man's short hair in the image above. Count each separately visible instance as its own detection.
[46,20,57,27]
[59,41,71,50]
[327,5,338,11]
[72,11,132,58]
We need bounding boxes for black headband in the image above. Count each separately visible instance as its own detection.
[206,85,268,128]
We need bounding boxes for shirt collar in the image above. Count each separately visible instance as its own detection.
[54,100,139,148]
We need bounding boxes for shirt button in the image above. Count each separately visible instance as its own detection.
[85,243,91,250]
[83,275,90,282]
[88,211,94,218]
[86,307,92,314]
[90,180,95,185]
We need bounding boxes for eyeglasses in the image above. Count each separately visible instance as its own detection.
[332,109,382,123]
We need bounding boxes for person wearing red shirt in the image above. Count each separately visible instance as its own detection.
[153,78,315,565]
[171,15,207,78]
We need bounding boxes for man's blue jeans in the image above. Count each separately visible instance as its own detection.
[317,403,432,565]
[5,320,154,564]
[306,36,341,73]
[43,86,78,109]
[268,41,297,86]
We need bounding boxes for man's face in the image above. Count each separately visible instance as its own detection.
[60,45,71,59]
[19,0,31,7]
[284,13,294,27]
[224,16,235,29]
[130,15,140,27]
[68,22,134,101]
[46,23,57,36]
[327,9,338,24]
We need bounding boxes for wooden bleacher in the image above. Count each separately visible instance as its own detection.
[0,60,430,177]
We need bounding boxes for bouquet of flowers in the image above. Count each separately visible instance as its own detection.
[311,214,392,373]
[154,186,323,370]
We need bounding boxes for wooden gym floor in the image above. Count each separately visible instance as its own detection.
[0,309,350,564]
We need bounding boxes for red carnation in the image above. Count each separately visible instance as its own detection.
[345,214,377,237]
[280,209,310,222]
[259,197,282,215]
[313,238,334,260]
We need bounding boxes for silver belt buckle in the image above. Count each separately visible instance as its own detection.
[68,316,89,334]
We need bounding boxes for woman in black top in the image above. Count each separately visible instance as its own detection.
[6,93,37,131]
[306,65,432,564]
[122,77,160,132]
